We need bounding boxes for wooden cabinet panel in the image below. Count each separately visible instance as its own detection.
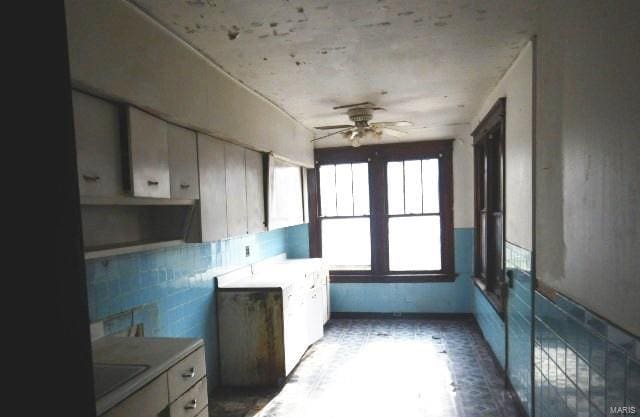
[72,90,123,197]
[197,134,227,241]
[127,107,170,198]
[167,347,206,402]
[168,124,199,200]
[168,377,208,417]
[102,375,168,417]
[224,143,248,237]
[245,149,266,234]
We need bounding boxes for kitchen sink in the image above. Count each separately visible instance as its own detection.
[93,363,148,399]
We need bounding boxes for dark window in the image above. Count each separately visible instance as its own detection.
[472,98,506,313]
[308,140,455,283]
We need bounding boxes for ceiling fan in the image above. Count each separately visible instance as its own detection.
[312,102,413,147]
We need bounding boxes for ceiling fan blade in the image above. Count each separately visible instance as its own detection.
[313,124,354,130]
[381,127,408,137]
[370,121,413,128]
[311,127,354,142]
[332,102,375,110]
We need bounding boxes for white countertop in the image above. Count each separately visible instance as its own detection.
[92,336,203,416]
[216,258,326,291]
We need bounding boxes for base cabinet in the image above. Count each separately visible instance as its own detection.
[99,345,208,417]
[217,260,328,387]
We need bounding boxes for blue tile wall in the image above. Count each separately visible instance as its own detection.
[330,228,474,313]
[85,224,310,388]
[534,291,640,417]
[506,242,533,416]
[285,224,310,259]
[473,284,506,368]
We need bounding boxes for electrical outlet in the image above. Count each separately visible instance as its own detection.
[245,245,250,257]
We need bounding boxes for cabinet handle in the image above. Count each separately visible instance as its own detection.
[82,174,100,182]
[147,180,159,186]
[180,183,190,189]
[182,367,196,378]
[184,399,197,410]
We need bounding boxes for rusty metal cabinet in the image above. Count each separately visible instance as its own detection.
[216,259,328,387]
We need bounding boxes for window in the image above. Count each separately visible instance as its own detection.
[309,140,454,283]
[472,98,506,312]
[319,163,371,270]
[386,159,442,271]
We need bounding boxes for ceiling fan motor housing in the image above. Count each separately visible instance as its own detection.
[347,107,373,126]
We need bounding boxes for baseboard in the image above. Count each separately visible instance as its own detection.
[330,312,474,320]
[469,318,529,417]
[505,375,530,417]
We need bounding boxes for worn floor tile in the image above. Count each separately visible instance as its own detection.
[209,318,525,417]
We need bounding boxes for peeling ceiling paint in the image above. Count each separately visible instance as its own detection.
[130,0,537,147]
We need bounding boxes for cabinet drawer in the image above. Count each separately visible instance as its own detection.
[168,347,206,402]
[169,377,208,417]
[102,374,168,417]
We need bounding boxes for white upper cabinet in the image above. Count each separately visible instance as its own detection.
[197,134,227,242]
[127,107,170,198]
[72,90,123,197]
[245,149,266,234]
[167,124,199,200]
[224,143,248,237]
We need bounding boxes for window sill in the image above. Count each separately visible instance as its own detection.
[330,272,458,283]
[472,276,505,319]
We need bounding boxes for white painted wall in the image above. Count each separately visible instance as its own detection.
[471,42,534,250]
[452,134,474,229]
[535,0,640,336]
[64,0,314,167]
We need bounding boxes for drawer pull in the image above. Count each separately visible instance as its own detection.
[147,180,159,186]
[182,367,196,378]
[82,174,100,182]
[180,183,191,189]
[184,399,197,410]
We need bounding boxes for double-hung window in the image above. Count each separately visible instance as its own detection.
[309,140,455,282]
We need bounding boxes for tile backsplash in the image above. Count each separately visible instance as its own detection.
[534,291,640,416]
[85,223,310,384]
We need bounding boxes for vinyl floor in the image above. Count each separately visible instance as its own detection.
[209,317,525,417]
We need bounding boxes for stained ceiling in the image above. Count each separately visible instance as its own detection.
[130,0,537,147]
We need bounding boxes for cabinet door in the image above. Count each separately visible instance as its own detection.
[245,149,266,234]
[168,124,199,200]
[127,106,170,198]
[224,143,248,237]
[72,90,123,197]
[197,134,227,241]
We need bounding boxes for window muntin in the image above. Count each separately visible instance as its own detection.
[319,163,370,270]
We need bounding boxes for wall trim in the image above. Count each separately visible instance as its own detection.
[330,312,474,320]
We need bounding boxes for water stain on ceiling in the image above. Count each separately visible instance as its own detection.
[130,0,537,147]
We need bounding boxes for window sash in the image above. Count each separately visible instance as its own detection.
[311,140,455,282]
